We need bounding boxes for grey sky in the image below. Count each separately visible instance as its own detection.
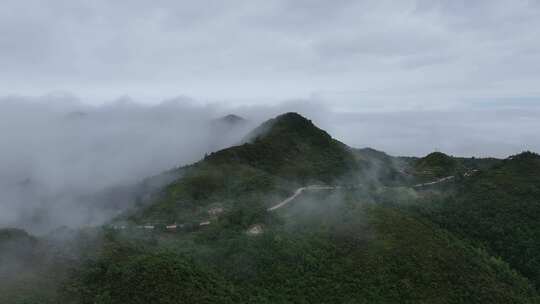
[1,0,539,108]
[2,1,540,231]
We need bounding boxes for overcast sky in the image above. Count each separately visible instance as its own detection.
[0,0,539,156]
[1,1,540,231]
[1,0,539,108]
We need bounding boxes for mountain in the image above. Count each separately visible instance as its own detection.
[63,200,538,304]
[207,114,251,152]
[408,152,502,179]
[3,113,539,303]
[207,112,360,183]
[63,113,536,303]
[353,147,411,185]
[417,151,540,288]
[214,114,247,125]
[210,114,248,131]
[126,112,361,223]
[413,151,464,180]
[126,113,414,224]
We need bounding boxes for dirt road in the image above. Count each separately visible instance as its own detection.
[413,176,455,188]
[267,185,336,211]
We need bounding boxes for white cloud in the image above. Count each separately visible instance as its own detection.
[0,94,538,232]
[1,1,540,231]
[0,0,538,105]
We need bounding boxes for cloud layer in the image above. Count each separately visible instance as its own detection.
[1,0,539,106]
[0,95,255,233]
[1,95,538,233]
[1,1,539,232]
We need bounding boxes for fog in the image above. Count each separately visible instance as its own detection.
[0,95,258,233]
[1,94,539,233]
[326,106,540,158]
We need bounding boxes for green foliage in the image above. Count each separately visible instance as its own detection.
[353,147,411,185]
[64,201,538,303]
[62,241,235,304]
[206,112,359,183]
[410,152,501,183]
[456,156,501,171]
[129,162,289,223]
[417,152,540,288]
[0,228,66,304]
[4,113,539,303]
[414,152,464,180]
[127,113,406,225]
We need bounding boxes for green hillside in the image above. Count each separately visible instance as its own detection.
[65,114,538,303]
[407,152,501,182]
[353,147,411,185]
[63,194,538,303]
[0,229,63,304]
[413,152,464,181]
[207,112,360,183]
[417,152,540,288]
[2,113,539,303]
[127,112,362,223]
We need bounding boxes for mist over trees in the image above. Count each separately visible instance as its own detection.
[0,96,257,233]
[1,94,539,233]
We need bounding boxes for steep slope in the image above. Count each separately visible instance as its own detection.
[410,152,501,182]
[10,113,539,303]
[127,113,362,223]
[0,229,63,304]
[213,114,247,126]
[94,115,538,303]
[353,147,411,185]
[418,152,540,288]
[413,152,465,181]
[206,112,360,183]
[65,193,539,303]
[127,112,425,224]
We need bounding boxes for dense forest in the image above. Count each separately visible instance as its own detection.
[1,113,539,303]
[415,151,540,289]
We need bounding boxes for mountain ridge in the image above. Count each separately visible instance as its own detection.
[3,112,540,304]
[205,112,360,184]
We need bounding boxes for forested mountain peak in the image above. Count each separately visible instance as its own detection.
[508,151,540,161]
[4,112,540,303]
[244,112,330,142]
[414,151,463,179]
[419,151,454,165]
[205,112,358,183]
[214,114,247,125]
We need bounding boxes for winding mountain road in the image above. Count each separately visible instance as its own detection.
[268,170,478,211]
[114,171,477,229]
[412,176,455,188]
[267,185,337,211]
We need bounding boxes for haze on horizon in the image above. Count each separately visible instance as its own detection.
[1,1,539,232]
[2,2,540,302]
[1,0,539,154]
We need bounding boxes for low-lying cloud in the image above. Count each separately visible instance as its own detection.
[0,95,257,233]
[1,94,539,233]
